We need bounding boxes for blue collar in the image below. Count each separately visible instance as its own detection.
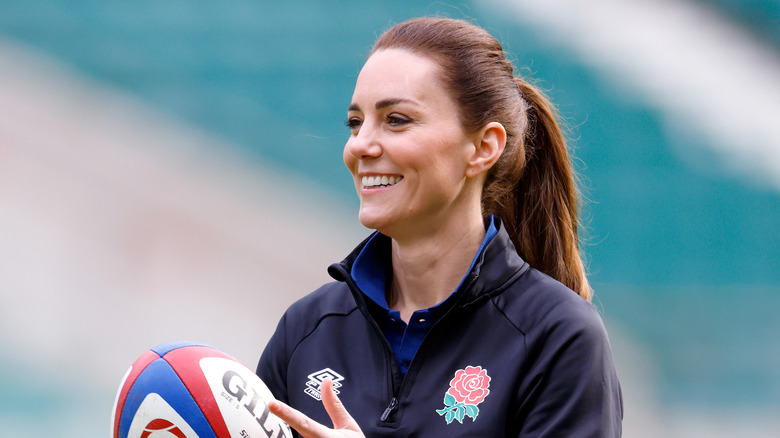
[351,215,499,311]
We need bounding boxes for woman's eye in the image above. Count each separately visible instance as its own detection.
[345,118,362,130]
[386,114,411,126]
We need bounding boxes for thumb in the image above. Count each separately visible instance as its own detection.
[320,379,361,432]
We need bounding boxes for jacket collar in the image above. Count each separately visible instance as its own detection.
[328,217,529,306]
[462,218,529,303]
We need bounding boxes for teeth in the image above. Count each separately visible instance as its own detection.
[362,175,403,188]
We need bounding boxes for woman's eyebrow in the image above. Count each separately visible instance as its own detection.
[375,98,415,110]
[348,98,417,113]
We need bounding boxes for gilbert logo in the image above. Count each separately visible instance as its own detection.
[304,368,345,401]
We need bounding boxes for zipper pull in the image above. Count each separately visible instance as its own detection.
[380,397,398,422]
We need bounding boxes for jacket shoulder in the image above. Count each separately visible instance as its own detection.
[492,267,605,337]
[282,281,357,337]
[491,269,623,436]
[256,281,357,404]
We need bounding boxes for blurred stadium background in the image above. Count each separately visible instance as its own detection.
[1,0,778,436]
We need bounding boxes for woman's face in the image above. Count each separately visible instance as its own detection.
[344,49,480,238]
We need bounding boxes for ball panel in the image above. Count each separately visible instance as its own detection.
[113,350,162,438]
[119,358,218,438]
[152,341,213,357]
[163,346,236,437]
[127,392,199,438]
[112,366,133,438]
[200,356,292,438]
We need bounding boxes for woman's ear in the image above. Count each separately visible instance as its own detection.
[465,122,506,178]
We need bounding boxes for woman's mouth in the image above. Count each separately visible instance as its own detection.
[361,175,403,188]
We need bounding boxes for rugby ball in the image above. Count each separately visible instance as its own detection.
[111,341,291,438]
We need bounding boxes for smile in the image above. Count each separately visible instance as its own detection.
[362,175,403,188]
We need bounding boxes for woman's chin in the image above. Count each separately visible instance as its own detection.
[357,212,383,231]
[357,208,397,232]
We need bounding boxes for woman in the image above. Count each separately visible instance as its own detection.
[257,17,623,437]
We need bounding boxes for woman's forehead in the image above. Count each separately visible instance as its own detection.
[351,49,449,110]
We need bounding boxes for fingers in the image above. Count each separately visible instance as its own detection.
[266,379,364,438]
[268,399,328,438]
[320,379,361,432]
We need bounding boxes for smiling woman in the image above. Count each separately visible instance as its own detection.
[343,48,489,248]
[256,17,622,437]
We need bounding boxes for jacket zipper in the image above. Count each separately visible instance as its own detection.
[380,272,482,424]
[380,397,398,422]
[337,263,482,424]
[336,266,402,422]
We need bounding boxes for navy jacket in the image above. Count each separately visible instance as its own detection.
[257,223,623,437]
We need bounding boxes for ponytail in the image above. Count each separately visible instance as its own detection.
[373,17,592,301]
[514,80,591,300]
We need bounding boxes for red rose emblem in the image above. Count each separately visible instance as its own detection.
[446,365,491,405]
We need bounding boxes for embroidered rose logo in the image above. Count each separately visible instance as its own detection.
[436,365,491,424]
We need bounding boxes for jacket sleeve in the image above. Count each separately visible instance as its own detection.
[514,300,623,437]
[256,311,291,405]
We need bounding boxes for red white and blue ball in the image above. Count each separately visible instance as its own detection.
[112,341,290,438]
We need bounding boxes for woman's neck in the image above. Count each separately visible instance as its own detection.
[387,213,486,323]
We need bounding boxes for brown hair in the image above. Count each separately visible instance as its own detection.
[372,17,592,300]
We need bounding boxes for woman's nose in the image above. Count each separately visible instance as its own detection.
[346,124,383,159]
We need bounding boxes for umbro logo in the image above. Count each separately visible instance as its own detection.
[304,368,345,401]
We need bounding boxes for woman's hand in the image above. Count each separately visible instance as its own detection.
[268,379,365,438]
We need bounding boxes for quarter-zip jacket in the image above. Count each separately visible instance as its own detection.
[256,223,623,437]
